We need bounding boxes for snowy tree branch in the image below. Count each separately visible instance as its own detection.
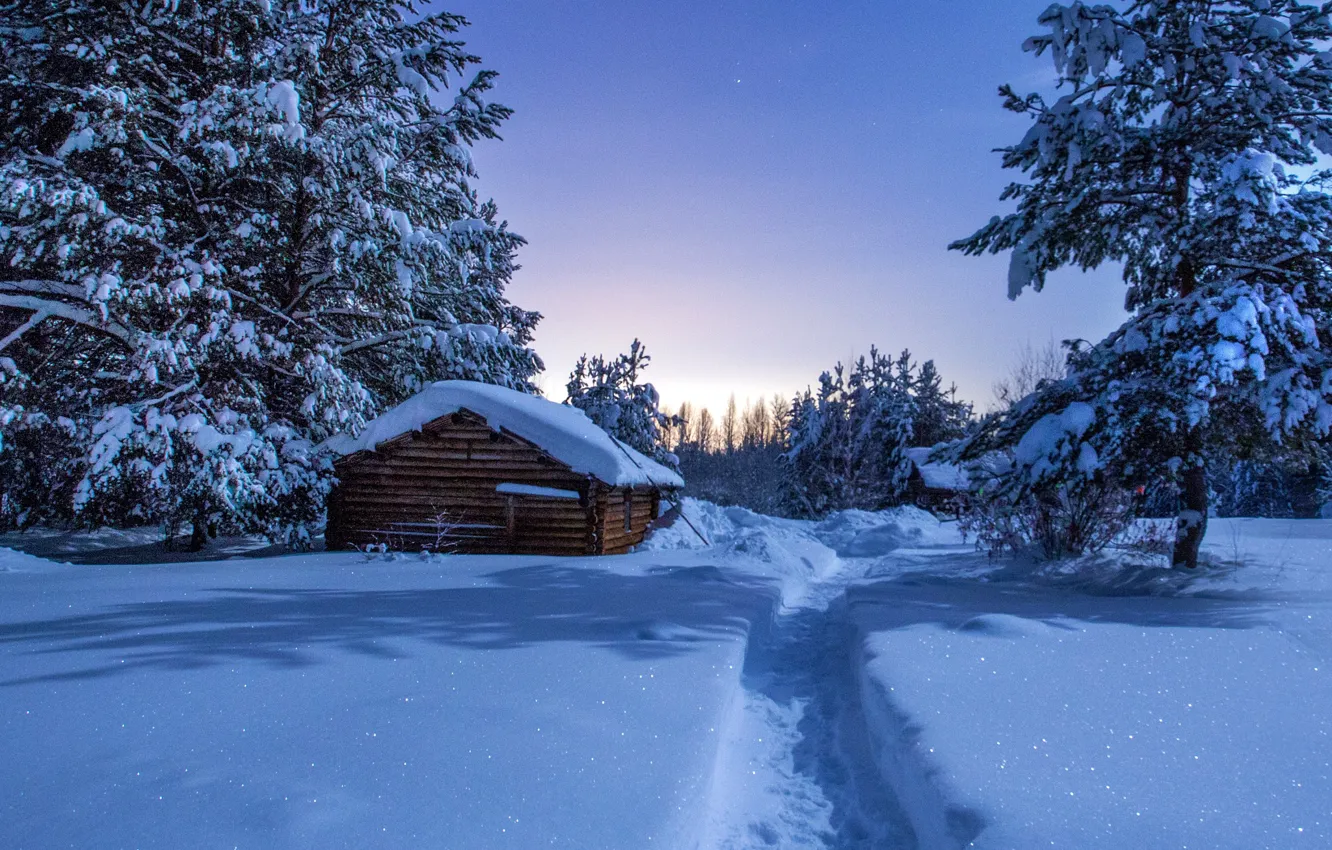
[282,272,336,314]
[293,308,386,320]
[340,327,432,355]
[223,288,298,327]
[131,380,197,410]
[0,279,88,300]
[0,310,48,353]
[0,295,134,345]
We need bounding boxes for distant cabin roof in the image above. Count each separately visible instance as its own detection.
[906,446,971,492]
[326,380,685,489]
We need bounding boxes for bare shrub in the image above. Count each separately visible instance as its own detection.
[991,339,1067,412]
[960,480,1136,560]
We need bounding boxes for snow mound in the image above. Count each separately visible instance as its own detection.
[629,620,713,643]
[814,507,943,557]
[0,547,64,573]
[726,527,840,577]
[643,501,946,560]
[955,613,1050,639]
[639,499,843,608]
[639,499,757,550]
[0,526,165,558]
[325,380,683,488]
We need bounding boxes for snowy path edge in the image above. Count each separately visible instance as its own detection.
[851,617,985,850]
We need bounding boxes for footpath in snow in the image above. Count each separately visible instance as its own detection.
[3,507,1331,849]
[652,504,1332,849]
[664,508,931,848]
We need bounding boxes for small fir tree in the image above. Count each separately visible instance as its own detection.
[783,348,915,516]
[911,359,974,447]
[565,339,679,470]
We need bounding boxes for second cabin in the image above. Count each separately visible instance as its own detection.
[324,381,684,555]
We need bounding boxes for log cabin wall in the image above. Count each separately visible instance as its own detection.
[327,411,598,556]
[596,486,659,555]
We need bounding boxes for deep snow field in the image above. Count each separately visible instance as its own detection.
[2,505,1329,849]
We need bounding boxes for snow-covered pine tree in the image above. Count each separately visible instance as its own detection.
[851,349,917,505]
[951,1,1332,567]
[565,339,679,470]
[0,0,539,545]
[783,373,843,516]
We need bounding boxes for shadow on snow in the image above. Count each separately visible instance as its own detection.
[0,562,778,686]
[847,562,1286,636]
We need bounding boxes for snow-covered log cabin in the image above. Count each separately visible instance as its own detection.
[324,381,684,555]
[905,446,971,510]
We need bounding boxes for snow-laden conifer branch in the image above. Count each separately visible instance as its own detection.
[0,310,48,354]
[0,295,135,345]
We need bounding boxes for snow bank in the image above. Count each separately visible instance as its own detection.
[847,516,1332,849]
[0,547,64,573]
[813,506,944,557]
[857,611,1332,849]
[641,499,841,609]
[0,526,278,565]
[644,500,947,558]
[324,381,683,488]
[637,498,744,552]
[641,500,954,608]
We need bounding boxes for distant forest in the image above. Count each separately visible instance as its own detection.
[661,342,1325,523]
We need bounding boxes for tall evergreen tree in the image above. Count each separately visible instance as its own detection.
[952,0,1332,567]
[0,0,539,544]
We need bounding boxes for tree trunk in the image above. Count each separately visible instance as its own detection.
[189,511,209,552]
[1170,165,1204,568]
[1172,430,1208,568]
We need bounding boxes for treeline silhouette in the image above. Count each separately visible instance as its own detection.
[672,350,972,517]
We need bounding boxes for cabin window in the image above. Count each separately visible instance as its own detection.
[623,494,633,532]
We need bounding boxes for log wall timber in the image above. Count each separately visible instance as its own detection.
[595,487,659,555]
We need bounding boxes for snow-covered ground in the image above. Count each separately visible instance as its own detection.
[0,546,777,849]
[847,517,1332,850]
[2,508,1330,849]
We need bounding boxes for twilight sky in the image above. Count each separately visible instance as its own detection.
[440,0,1128,415]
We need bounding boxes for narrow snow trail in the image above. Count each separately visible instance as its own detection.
[697,548,916,849]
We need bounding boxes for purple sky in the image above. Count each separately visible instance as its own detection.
[440,1,1128,415]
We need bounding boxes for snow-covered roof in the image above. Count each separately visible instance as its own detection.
[326,381,684,489]
[906,447,971,492]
